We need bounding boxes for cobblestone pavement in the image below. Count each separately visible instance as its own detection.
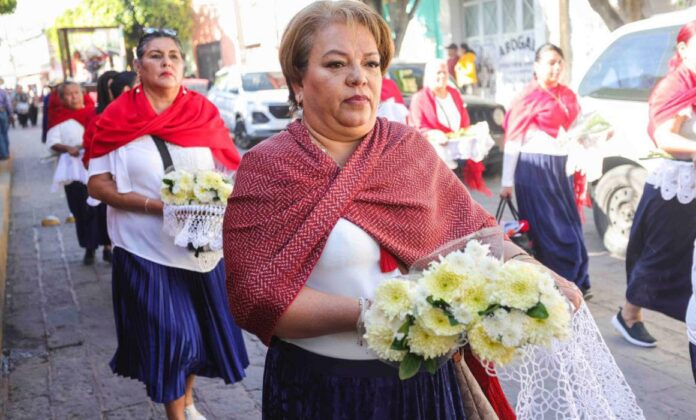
[1,126,695,419]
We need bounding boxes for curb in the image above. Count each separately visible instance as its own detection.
[0,158,12,351]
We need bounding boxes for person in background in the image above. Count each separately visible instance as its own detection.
[446,43,459,78]
[224,2,580,418]
[87,30,248,420]
[13,85,30,128]
[28,85,39,127]
[500,43,592,298]
[409,58,489,194]
[455,43,478,95]
[614,21,696,348]
[46,82,110,265]
[95,70,119,114]
[0,78,12,160]
[41,85,53,143]
[377,76,408,123]
[109,71,138,98]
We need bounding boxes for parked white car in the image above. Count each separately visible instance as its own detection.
[207,67,291,149]
[573,7,696,256]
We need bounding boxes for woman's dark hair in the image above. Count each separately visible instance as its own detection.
[135,29,183,59]
[535,43,564,62]
[110,71,137,98]
[96,70,119,114]
[460,43,473,53]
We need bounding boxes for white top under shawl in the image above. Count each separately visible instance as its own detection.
[46,119,84,149]
[435,92,461,131]
[47,119,90,193]
[88,136,221,272]
[284,218,399,360]
[501,128,570,187]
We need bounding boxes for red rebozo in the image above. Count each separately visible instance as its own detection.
[647,21,696,144]
[408,86,489,195]
[380,78,405,105]
[223,118,516,420]
[89,85,240,170]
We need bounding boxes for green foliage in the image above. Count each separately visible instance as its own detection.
[0,0,16,15]
[399,353,422,380]
[48,0,193,66]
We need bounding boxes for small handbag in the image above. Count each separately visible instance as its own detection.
[495,197,534,256]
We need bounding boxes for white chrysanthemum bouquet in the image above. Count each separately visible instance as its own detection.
[363,239,571,380]
[160,169,234,253]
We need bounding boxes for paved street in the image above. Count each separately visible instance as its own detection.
[1,126,694,419]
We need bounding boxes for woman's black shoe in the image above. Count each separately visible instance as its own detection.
[83,249,96,266]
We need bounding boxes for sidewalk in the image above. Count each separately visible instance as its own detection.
[1,126,694,419]
[0,126,264,419]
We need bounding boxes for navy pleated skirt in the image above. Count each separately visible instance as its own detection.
[514,153,590,289]
[110,247,249,403]
[64,181,110,250]
[262,339,467,419]
[625,185,696,321]
[690,343,696,385]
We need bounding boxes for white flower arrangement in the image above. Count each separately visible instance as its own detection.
[363,239,571,380]
[160,169,234,254]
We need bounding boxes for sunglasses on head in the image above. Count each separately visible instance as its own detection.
[141,27,177,38]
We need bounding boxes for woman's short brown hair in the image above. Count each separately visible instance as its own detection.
[279,0,394,111]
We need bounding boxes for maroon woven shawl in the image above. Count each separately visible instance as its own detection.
[223,118,497,344]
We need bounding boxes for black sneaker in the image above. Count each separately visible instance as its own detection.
[83,249,95,266]
[611,307,657,348]
[102,248,112,264]
[581,286,593,301]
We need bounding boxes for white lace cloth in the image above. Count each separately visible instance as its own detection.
[162,204,225,272]
[496,303,645,420]
[645,159,696,204]
[51,152,88,192]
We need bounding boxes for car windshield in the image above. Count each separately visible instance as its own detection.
[241,72,287,91]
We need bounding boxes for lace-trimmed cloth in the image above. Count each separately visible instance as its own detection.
[646,159,696,204]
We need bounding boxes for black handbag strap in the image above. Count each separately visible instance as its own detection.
[152,135,174,173]
[495,197,521,222]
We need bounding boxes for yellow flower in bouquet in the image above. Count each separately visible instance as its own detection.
[374,278,414,319]
[173,171,195,195]
[467,322,517,365]
[419,306,467,336]
[496,260,545,310]
[455,275,491,318]
[407,322,459,359]
[363,311,406,362]
[217,181,234,202]
[525,298,571,346]
[198,170,225,190]
[422,263,464,302]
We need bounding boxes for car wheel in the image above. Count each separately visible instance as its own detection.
[233,118,254,150]
[591,164,647,257]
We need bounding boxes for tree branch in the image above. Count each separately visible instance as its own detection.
[586,0,625,31]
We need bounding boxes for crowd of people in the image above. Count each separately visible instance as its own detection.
[0,1,693,418]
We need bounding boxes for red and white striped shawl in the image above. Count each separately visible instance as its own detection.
[223,118,497,345]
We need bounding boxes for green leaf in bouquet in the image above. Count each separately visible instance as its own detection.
[162,178,174,187]
[423,357,438,375]
[399,353,423,380]
[640,150,677,161]
[391,316,415,351]
[526,302,549,319]
[478,303,502,317]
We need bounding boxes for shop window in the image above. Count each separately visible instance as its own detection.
[463,4,480,38]
[502,0,517,33]
[522,0,534,30]
[483,1,498,35]
[578,26,678,101]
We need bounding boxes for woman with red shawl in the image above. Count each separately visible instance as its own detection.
[86,30,248,419]
[409,58,490,195]
[45,82,110,265]
[613,22,696,354]
[500,44,591,298]
[224,2,582,418]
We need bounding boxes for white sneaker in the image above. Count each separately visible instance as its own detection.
[184,404,206,420]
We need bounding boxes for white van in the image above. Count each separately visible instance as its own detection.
[574,7,696,256]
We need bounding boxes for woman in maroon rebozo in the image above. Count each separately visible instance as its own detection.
[613,21,696,354]
[87,30,248,419]
[409,58,490,195]
[223,2,581,419]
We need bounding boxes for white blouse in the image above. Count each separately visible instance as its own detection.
[46,119,84,149]
[284,218,399,360]
[88,136,221,272]
[435,93,461,132]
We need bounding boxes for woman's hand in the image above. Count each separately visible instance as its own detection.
[499,186,513,199]
[548,270,583,312]
[67,146,80,157]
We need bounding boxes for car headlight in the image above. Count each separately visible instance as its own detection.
[492,107,505,126]
[252,111,270,124]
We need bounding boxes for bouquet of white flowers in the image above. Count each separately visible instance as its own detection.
[363,235,571,380]
[160,169,234,253]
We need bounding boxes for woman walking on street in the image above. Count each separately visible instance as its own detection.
[224,2,582,419]
[87,30,248,420]
[46,82,110,265]
[613,21,696,348]
[499,44,592,298]
[409,59,489,194]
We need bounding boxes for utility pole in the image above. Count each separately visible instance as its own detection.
[559,0,572,84]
